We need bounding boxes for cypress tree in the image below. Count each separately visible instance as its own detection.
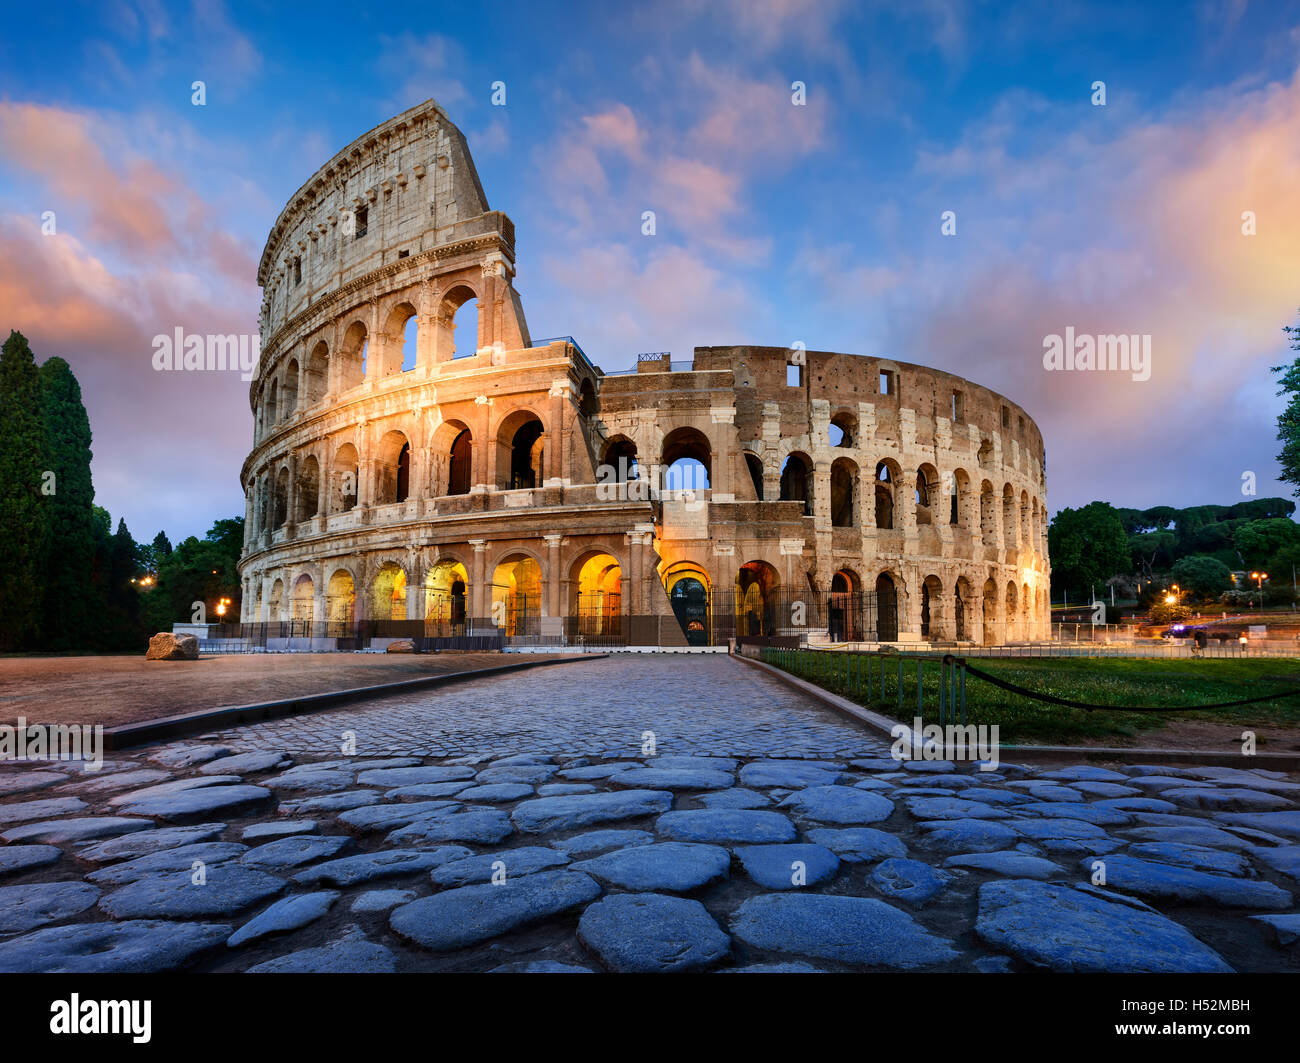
[105,517,144,649]
[0,331,47,649]
[38,357,96,650]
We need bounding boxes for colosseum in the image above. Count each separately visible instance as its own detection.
[237,99,1051,649]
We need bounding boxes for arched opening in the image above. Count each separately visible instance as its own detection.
[401,310,418,372]
[875,461,897,529]
[1020,490,1032,550]
[338,320,368,390]
[744,452,764,501]
[916,464,938,526]
[266,380,279,427]
[982,578,998,645]
[1002,484,1018,548]
[497,412,545,490]
[295,456,320,522]
[830,458,856,527]
[425,559,469,635]
[602,437,639,483]
[980,481,997,546]
[273,467,289,527]
[829,411,855,448]
[951,468,970,527]
[828,568,861,641]
[372,562,407,622]
[578,378,598,418]
[1005,581,1018,641]
[735,560,779,636]
[268,578,284,621]
[875,572,898,641]
[291,574,314,621]
[440,286,479,360]
[374,430,411,505]
[332,443,359,512]
[779,452,812,516]
[954,576,971,641]
[491,554,541,635]
[449,428,472,495]
[921,574,944,639]
[282,360,299,419]
[1022,581,1032,640]
[326,569,355,627]
[305,341,329,405]
[572,552,622,637]
[662,427,712,495]
[666,564,711,646]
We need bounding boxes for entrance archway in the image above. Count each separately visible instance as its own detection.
[326,570,355,627]
[666,566,711,646]
[491,554,542,635]
[875,573,898,641]
[736,560,779,637]
[371,562,407,622]
[571,552,622,637]
[425,559,469,634]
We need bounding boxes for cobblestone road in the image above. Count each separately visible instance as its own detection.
[218,655,889,760]
[0,654,1297,974]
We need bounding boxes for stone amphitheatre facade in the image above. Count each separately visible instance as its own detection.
[238,100,1050,648]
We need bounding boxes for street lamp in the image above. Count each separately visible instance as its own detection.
[1250,571,1268,610]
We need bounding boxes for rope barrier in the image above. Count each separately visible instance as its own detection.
[955,657,1300,713]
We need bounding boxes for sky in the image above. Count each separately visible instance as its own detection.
[1,0,1298,542]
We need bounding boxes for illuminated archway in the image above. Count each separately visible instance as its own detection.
[571,552,623,636]
[736,560,780,637]
[371,562,407,622]
[491,554,542,635]
[425,558,469,634]
[665,564,711,646]
[291,574,314,621]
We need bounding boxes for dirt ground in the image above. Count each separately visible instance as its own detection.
[1076,717,1300,755]
[0,653,570,729]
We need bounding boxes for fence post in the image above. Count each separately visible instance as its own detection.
[917,658,923,719]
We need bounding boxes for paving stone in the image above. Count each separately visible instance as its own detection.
[1094,797,1178,813]
[0,881,100,933]
[903,761,958,774]
[390,870,602,951]
[870,857,953,905]
[1041,766,1129,783]
[975,879,1233,972]
[549,829,654,857]
[852,778,895,792]
[240,834,352,870]
[1011,818,1109,841]
[537,783,597,797]
[246,932,397,973]
[1122,765,1201,778]
[119,784,272,822]
[850,758,902,772]
[491,753,555,766]
[280,790,382,814]
[351,889,416,912]
[1012,802,1133,827]
[1069,782,1141,798]
[1128,775,1202,791]
[2,817,151,844]
[578,893,730,972]
[149,745,233,769]
[1013,784,1082,802]
[1084,855,1291,909]
[896,774,977,789]
[959,787,1033,806]
[1126,825,1260,852]
[76,823,227,864]
[386,807,514,845]
[472,765,558,785]
[903,796,1009,821]
[356,766,476,787]
[431,846,571,887]
[294,848,470,887]
[942,851,1061,879]
[264,769,354,793]
[734,843,838,890]
[106,775,243,806]
[1163,787,1295,812]
[62,769,170,794]
[656,809,797,844]
[647,755,739,772]
[915,819,1020,854]
[730,893,959,968]
[0,796,87,824]
[779,786,893,825]
[1123,842,1252,876]
[805,827,907,863]
[199,751,291,776]
[738,762,844,789]
[1184,768,1300,792]
[973,956,1016,972]
[99,864,287,919]
[609,767,734,791]
[556,764,638,781]
[1250,913,1300,947]
[0,844,61,876]
[698,788,770,810]
[1216,812,1300,839]
[573,842,730,892]
[0,771,68,795]
[385,782,475,800]
[336,800,460,833]
[0,920,231,972]
[454,783,535,802]
[722,961,825,973]
[513,790,674,834]
[1253,845,1300,881]
[242,819,318,841]
[87,842,249,885]
[345,758,425,770]
[228,891,339,946]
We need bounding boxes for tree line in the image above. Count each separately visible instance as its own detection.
[0,331,241,653]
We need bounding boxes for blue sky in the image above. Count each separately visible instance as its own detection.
[1,0,1298,541]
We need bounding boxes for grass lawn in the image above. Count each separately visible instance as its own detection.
[764,650,1300,748]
